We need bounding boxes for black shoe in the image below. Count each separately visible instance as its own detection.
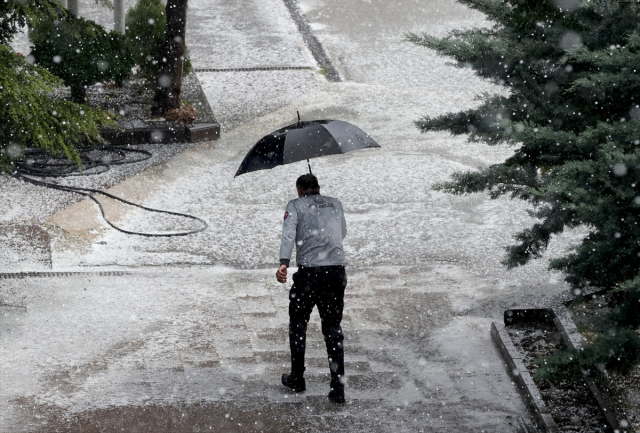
[328,388,345,404]
[281,373,306,392]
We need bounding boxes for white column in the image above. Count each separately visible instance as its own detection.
[113,0,125,33]
[60,0,68,8]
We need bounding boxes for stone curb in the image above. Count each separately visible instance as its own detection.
[491,321,559,432]
[281,0,342,82]
[99,123,220,146]
[194,66,313,72]
[497,307,635,433]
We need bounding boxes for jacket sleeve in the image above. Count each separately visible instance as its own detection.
[279,201,298,266]
[340,201,347,240]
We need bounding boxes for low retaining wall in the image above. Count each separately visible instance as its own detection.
[492,321,558,432]
[99,123,220,145]
[493,307,635,433]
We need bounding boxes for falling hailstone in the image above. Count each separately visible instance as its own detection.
[97,60,109,72]
[552,0,581,11]
[159,74,172,88]
[613,163,627,177]
[560,32,583,51]
[7,143,23,159]
[151,130,164,142]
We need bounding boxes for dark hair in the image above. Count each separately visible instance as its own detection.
[296,174,319,191]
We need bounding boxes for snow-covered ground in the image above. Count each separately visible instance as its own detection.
[1,0,585,431]
[42,0,575,293]
[1,266,531,432]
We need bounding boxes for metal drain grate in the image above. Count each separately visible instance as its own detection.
[0,271,130,279]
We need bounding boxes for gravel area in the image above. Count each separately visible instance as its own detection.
[0,141,198,226]
[506,321,610,433]
[84,79,155,129]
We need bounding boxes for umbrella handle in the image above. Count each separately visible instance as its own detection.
[307,159,312,175]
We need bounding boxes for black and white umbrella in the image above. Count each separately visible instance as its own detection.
[234,113,380,177]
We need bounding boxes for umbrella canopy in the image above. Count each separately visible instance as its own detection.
[234,118,380,177]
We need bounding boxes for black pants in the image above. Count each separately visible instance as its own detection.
[289,265,347,389]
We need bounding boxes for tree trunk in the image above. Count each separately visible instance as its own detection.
[70,84,86,104]
[152,0,188,117]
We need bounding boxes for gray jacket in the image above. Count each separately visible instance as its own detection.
[279,192,347,267]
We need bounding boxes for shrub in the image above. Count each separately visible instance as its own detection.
[183,46,192,75]
[125,0,166,81]
[0,44,116,172]
[30,15,134,103]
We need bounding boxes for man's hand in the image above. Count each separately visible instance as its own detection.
[276,264,288,283]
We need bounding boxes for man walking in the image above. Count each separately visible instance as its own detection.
[275,174,348,404]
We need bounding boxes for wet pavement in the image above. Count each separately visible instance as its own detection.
[3,267,532,432]
[1,0,586,430]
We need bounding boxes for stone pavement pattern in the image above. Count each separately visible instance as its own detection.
[2,267,529,432]
[1,0,584,431]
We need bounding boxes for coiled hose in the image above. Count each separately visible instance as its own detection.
[14,146,208,237]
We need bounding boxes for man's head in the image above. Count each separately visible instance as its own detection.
[296,174,320,197]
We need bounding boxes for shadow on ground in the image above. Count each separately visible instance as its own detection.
[17,394,473,433]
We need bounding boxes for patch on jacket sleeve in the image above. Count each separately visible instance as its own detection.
[284,211,289,220]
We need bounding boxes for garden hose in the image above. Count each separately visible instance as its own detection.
[14,146,208,237]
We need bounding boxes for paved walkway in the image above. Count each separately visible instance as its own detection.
[2,267,530,432]
[2,0,583,431]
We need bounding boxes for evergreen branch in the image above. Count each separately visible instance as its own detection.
[0,0,66,45]
[503,204,567,268]
[535,328,640,380]
[433,163,539,198]
[455,0,511,21]
[536,274,640,381]
[0,45,116,172]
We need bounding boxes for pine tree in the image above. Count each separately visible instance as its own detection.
[0,0,61,45]
[408,0,640,378]
[0,0,115,173]
[30,14,134,103]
